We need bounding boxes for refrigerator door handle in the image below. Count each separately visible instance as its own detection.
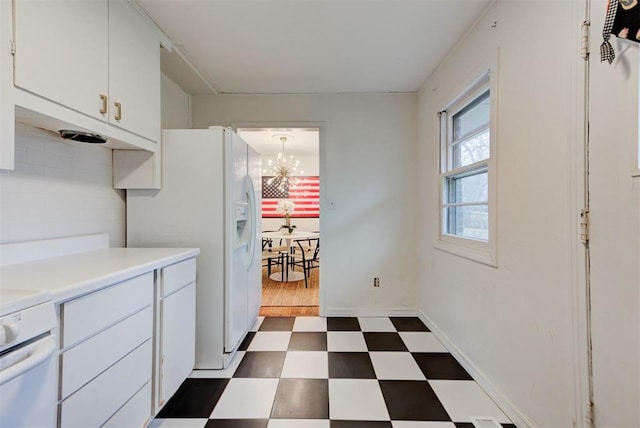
[245,175,257,270]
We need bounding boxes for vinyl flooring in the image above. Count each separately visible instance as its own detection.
[149,316,514,428]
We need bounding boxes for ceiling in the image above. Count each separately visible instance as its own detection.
[238,129,320,157]
[136,0,491,95]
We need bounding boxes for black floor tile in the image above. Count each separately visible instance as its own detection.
[205,420,268,428]
[390,317,430,332]
[238,332,255,351]
[328,352,376,379]
[412,353,473,380]
[271,378,329,419]
[330,421,392,428]
[259,317,296,331]
[233,351,286,378]
[327,317,361,331]
[363,332,408,351]
[156,378,229,418]
[288,332,327,351]
[379,380,451,421]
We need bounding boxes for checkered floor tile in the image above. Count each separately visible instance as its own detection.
[149,317,515,428]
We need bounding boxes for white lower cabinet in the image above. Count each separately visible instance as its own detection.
[104,381,153,428]
[56,258,196,427]
[59,341,152,428]
[58,273,154,427]
[155,258,197,413]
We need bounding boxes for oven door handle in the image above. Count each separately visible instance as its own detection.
[0,336,56,386]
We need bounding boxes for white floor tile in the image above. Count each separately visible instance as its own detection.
[293,317,327,332]
[369,352,426,380]
[189,352,245,378]
[358,317,396,332]
[280,351,328,379]
[210,378,279,419]
[399,332,449,353]
[327,331,368,352]
[250,316,265,332]
[247,332,292,351]
[392,422,457,428]
[329,379,390,421]
[268,419,330,428]
[147,419,208,428]
[429,380,511,423]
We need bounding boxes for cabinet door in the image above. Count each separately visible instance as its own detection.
[108,0,160,143]
[13,0,108,121]
[160,283,196,407]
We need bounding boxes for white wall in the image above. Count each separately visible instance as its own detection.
[416,1,581,426]
[0,124,126,246]
[192,94,418,315]
[588,1,640,425]
[161,73,191,129]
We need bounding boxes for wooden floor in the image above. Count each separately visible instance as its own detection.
[260,266,319,317]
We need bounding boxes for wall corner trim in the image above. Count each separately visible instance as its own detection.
[417,309,535,428]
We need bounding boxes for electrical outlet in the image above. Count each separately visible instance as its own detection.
[373,277,380,287]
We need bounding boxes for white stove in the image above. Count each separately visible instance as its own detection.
[0,287,57,428]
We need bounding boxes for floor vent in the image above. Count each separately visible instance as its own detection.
[470,417,503,428]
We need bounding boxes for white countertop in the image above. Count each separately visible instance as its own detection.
[0,247,200,303]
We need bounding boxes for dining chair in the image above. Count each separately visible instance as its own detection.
[290,237,319,288]
[262,238,285,278]
[262,231,288,253]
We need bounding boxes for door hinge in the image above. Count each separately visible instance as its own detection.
[581,21,590,61]
[580,209,590,244]
[9,40,15,56]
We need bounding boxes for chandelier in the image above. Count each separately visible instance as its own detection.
[266,135,303,192]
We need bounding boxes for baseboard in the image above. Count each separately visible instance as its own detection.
[418,309,535,428]
[323,308,418,317]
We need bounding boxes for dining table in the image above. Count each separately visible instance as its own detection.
[262,230,319,282]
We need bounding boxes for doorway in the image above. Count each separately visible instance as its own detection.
[238,127,321,317]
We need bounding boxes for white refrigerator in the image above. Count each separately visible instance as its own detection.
[127,127,262,369]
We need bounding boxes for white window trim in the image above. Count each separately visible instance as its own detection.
[434,64,498,267]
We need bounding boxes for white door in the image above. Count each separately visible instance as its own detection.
[224,130,250,352]
[587,2,640,425]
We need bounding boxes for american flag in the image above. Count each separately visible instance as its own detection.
[262,176,320,218]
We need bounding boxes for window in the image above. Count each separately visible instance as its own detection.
[437,73,496,265]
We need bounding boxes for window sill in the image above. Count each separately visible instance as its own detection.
[632,169,640,178]
[434,237,497,268]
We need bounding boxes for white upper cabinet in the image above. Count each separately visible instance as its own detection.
[12,0,160,143]
[108,0,160,143]
[13,0,109,122]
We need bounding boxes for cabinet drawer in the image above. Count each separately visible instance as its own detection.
[162,258,196,297]
[60,306,152,399]
[103,381,151,428]
[61,272,153,348]
[59,340,151,428]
